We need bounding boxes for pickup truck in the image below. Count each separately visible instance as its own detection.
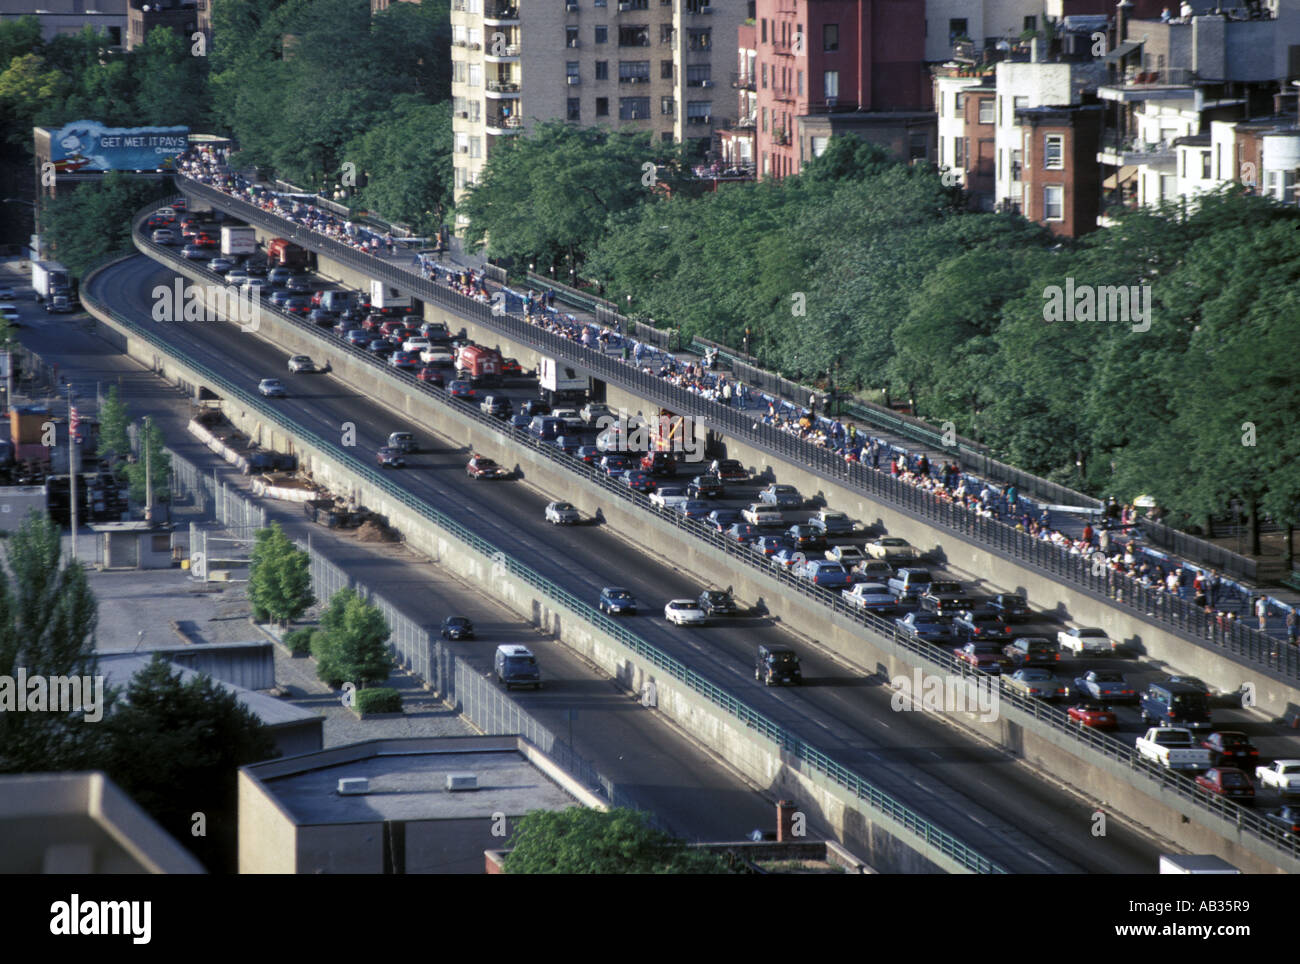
[1254,760,1300,795]
[1135,728,1214,771]
[757,483,803,508]
[742,503,784,527]
[886,568,932,600]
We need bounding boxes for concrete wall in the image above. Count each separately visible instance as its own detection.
[237,770,299,874]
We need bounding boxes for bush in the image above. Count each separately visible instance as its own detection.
[284,627,314,656]
[311,631,345,689]
[252,604,271,623]
[354,687,402,715]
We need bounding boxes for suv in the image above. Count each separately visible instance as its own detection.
[989,593,1030,622]
[756,645,802,686]
[495,644,542,690]
[480,395,513,418]
[699,589,738,616]
[1141,680,1213,730]
[1003,636,1059,668]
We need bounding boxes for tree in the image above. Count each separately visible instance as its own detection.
[0,512,107,774]
[503,807,736,874]
[344,96,453,233]
[122,417,171,507]
[247,523,314,626]
[40,172,168,274]
[103,654,278,872]
[130,26,211,129]
[311,587,391,689]
[97,384,131,460]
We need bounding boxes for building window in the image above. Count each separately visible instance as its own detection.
[954,136,964,168]
[909,132,927,161]
[761,63,767,88]
[1159,173,1176,199]
[468,100,480,121]
[452,61,466,83]
[954,92,964,114]
[1043,185,1063,220]
[761,18,767,43]
[468,63,481,86]
[469,136,482,158]
[619,97,650,119]
[567,98,581,121]
[595,60,609,79]
[687,29,711,51]
[596,96,609,116]
[1200,150,1211,179]
[811,136,828,157]
[1010,148,1022,181]
[595,25,608,43]
[823,24,838,51]
[761,106,767,132]
[619,60,650,82]
[619,25,650,46]
[686,100,711,124]
[823,70,838,99]
[566,25,580,47]
[662,131,674,143]
[661,96,674,115]
[948,18,968,44]
[455,166,467,189]
[662,59,673,79]
[1024,15,1036,31]
[978,98,994,124]
[796,70,803,96]
[1044,134,1063,170]
[660,23,674,44]
[686,64,710,86]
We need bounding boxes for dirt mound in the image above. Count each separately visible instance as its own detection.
[355,519,399,543]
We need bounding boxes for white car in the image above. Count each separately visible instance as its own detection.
[403,336,431,353]
[545,501,581,525]
[287,355,315,373]
[258,378,287,398]
[825,545,866,568]
[420,347,455,365]
[581,401,615,423]
[1057,626,1115,656]
[1255,760,1300,795]
[649,486,690,510]
[864,537,921,561]
[742,503,784,527]
[664,599,707,626]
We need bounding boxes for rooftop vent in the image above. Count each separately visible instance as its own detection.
[446,772,479,791]
[338,777,369,795]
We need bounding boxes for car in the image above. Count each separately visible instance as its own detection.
[664,598,707,626]
[1067,701,1118,730]
[1255,760,1300,795]
[1195,767,1255,803]
[649,486,689,509]
[368,336,396,356]
[952,609,1013,642]
[622,470,654,493]
[417,366,446,386]
[864,537,921,562]
[686,474,724,499]
[770,548,807,571]
[886,568,932,600]
[705,508,741,531]
[145,213,173,229]
[785,525,825,550]
[440,616,475,640]
[1004,668,1067,700]
[420,321,450,341]
[243,259,268,278]
[1003,637,1060,668]
[824,545,866,568]
[752,536,792,558]
[575,445,600,464]
[842,582,903,615]
[480,394,513,418]
[917,581,970,617]
[267,267,294,287]
[285,274,312,292]
[544,501,581,525]
[181,243,207,260]
[1073,669,1137,703]
[283,295,313,316]
[1167,675,1211,694]
[699,589,739,617]
[308,308,337,327]
[895,612,954,644]
[258,378,286,398]
[725,523,760,545]
[376,446,406,468]
[554,435,586,456]
[500,357,524,378]
[207,257,236,274]
[519,399,551,418]
[641,451,678,477]
[345,329,372,347]
[600,454,635,477]
[708,458,748,483]
[953,641,1011,674]
[581,401,615,423]
[389,350,420,371]
[403,336,431,354]
[742,503,784,527]
[798,559,851,588]
[755,645,802,686]
[677,499,710,520]
[447,380,475,399]
[287,355,315,373]
[466,455,509,479]
[1201,731,1259,768]
[808,508,854,535]
[387,432,417,453]
[989,593,1030,623]
[333,318,359,337]
[1263,805,1300,836]
[226,267,250,285]
[151,228,176,244]
[269,289,295,308]
[0,304,19,324]
[1057,626,1117,656]
[598,587,638,615]
[0,285,14,299]
[758,483,802,508]
[853,559,896,582]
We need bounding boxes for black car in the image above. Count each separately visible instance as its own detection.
[756,645,801,686]
[952,608,1014,642]
[686,474,724,499]
[699,589,738,617]
[440,616,474,640]
[1264,805,1300,836]
[989,593,1030,622]
[480,395,513,418]
[918,581,971,617]
[519,399,551,417]
[309,308,337,327]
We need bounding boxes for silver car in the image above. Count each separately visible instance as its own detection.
[545,501,581,525]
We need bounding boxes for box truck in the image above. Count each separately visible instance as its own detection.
[538,356,589,404]
[456,344,502,383]
[221,226,258,257]
[31,261,70,302]
[369,279,412,315]
[1158,854,1240,874]
[266,238,309,268]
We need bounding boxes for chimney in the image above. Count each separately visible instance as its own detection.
[1116,0,1133,47]
[776,799,797,841]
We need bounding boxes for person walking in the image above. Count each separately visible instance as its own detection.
[1255,594,1269,632]
[1287,607,1298,647]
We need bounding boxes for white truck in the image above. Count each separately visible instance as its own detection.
[1254,759,1300,795]
[1158,854,1240,875]
[31,260,70,302]
[220,225,257,256]
[538,356,589,404]
[370,279,412,314]
[1136,727,1213,771]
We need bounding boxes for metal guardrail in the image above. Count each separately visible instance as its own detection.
[160,185,1300,861]
[90,219,1008,875]
[525,270,673,351]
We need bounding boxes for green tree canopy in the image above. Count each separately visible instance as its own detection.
[311,586,391,689]
[248,523,314,626]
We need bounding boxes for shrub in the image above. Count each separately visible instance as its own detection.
[355,687,402,715]
[284,627,314,656]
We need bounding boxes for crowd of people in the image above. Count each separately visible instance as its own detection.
[173,156,1296,639]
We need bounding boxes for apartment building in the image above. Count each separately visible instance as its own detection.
[0,0,127,45]
[450,0,746,215]
[126,0,210,51]
[1017,103,1104,234]
[717,21,757,169]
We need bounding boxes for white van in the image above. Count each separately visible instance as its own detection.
[494,644,541,690]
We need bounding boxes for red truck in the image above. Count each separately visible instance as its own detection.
[266,238,309,268]
[457,344,502,383]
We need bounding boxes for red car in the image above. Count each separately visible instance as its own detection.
[1067,701,1118,730]
[466,455,509,479]
[501,357,523,377]
[145,214,174,230]
[1194,767,1255,803]
[417,366,445,386]
[953,642,1011,674]
[1202,731,1260,767]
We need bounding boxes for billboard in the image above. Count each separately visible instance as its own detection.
[49,121,189,174]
